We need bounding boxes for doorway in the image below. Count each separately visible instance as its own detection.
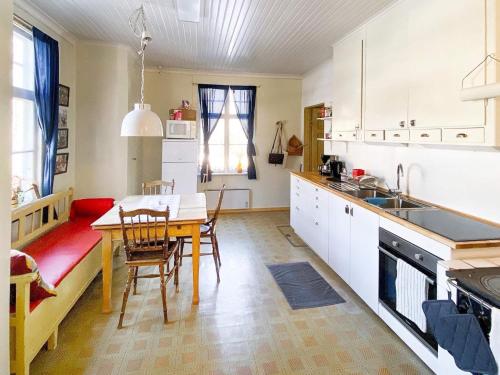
[303,104,325,172]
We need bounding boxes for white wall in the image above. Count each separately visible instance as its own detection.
[302,59,333,108]
[14,4,77,194]
[75,42,141,199]
[0,2,13,372]
[142,70,302,208]
[302,59,500,223]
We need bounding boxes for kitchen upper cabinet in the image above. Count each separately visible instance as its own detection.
[364,0,410,131]
[328,193,351,283]
[332,28,364,132]
[407,0,485,129]
[349,203,379,312]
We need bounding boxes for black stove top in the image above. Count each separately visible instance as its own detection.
[447,267,500,308]
[389,209,500,242]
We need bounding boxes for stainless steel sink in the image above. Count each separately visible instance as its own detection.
[367,197,430,210]
[345,189,393,199]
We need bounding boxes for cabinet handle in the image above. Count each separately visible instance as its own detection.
[339,133,343,137]
[456,133,468,138]
[344,205,349,214]
[350,207,354,216]
[393,133,401,138]
[399,121,406,128]
[355,123,360,129]
[315,196,319,201]
[315,205,319,209]
[410,120,416,127]
[315,222,319,226]
[295,206,299,211]
[420,133,429,138]
[370,133,377,137]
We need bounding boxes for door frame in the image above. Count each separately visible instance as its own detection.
[303,103,324,172]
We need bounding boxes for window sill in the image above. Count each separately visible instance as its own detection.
[198,172,248,177]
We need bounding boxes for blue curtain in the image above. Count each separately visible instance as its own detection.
[198,84,229,182]
[33,27,59,197]
[231,86,257,180]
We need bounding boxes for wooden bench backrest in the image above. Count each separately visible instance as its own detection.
[11,188,74,250]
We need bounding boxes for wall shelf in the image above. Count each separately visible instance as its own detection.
[317,117,333,120]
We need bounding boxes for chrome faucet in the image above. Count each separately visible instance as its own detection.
[396,163,404,193]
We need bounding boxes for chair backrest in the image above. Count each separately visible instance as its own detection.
[211,184,226,230]
[142,180,175,195]
[118,206,170,261]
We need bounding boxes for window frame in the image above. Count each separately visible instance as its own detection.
[12,23,42,191]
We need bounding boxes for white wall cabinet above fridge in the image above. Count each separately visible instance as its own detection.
[330,0,497,146]
[331,28,364,133]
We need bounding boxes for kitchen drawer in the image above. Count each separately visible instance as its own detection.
[364,130,384,141]
[410,128,441,143]
[442,127,484,144]
[385,129,409,142]
[332,131,357,141]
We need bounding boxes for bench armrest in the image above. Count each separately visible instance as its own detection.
[10,272,37,285]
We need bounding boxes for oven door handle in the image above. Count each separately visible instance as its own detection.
[378,246,435,286]
[447,278,494,310]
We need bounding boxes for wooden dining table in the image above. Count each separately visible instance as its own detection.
[92,193,207,313]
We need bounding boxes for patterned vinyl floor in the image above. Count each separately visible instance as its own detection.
[30,212,433,375]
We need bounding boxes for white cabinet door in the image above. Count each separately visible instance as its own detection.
[311,186,329,263]
[365,0,410,130]
[407,0,485,129]
[162,140,198,163]
[332,28,364,131]
[328,193,351,283]
[161,162,198,194]
[349,202,380,312]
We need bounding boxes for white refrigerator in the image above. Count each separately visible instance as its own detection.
[161,139,198,194]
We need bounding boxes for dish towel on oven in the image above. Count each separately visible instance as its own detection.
[490,308,500,367]
[395,258,429,332]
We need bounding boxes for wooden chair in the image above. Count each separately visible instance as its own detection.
[117,207,180,328]
[179,185,225,283]
[142,180,175,195]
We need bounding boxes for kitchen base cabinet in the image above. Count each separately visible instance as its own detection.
[328,193,351,283]
[349,204,380,312]
[291,175,380,313]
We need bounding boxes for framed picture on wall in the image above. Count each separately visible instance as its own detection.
[59,84,70,107]
[57,128,68,149]
[55,153,69,175]
[58,107,68,128]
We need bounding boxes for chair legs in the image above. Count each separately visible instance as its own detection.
[214,235,221,267]
[174,247,180,292]
[133,267,138,295]
[179,238,184,266]
[159,264,168,324]
[210,235,220,283]
[118,267,135,329]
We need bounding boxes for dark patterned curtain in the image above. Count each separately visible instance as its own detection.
[231,86,257,179]
[33,27,59,196]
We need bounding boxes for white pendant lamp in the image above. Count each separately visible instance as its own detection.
[121,6,163,137]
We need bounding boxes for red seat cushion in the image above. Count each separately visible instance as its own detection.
[22,217,103,288]
[10,198,114,312]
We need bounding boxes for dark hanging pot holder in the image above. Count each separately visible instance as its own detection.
[422,299,458,335]
[423,299,498,375]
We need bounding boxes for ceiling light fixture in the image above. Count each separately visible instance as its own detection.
[176,0,201,23]
[121,5,163,137]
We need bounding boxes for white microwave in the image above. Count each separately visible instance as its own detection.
[165,120,197,139]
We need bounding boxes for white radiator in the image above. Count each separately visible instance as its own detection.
[205,188,250,210]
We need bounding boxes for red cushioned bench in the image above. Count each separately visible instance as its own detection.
[9,189,114,375]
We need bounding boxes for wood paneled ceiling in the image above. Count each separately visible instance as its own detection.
[21,0,396,75]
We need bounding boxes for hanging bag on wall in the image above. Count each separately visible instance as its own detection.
[268,121,285,165]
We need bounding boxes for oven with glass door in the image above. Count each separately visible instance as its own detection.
[378,228,441,353]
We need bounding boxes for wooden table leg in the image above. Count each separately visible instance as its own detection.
[101,231,113,313]
[191,223,200,305]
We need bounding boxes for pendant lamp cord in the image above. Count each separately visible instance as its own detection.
[141,49,145,106]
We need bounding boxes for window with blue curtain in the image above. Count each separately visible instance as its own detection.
[198,84,257,182]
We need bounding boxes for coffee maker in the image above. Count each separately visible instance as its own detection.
[329,155,345,181]
[319,155,331,175]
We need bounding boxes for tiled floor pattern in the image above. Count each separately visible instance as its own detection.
[30,212,433,375]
